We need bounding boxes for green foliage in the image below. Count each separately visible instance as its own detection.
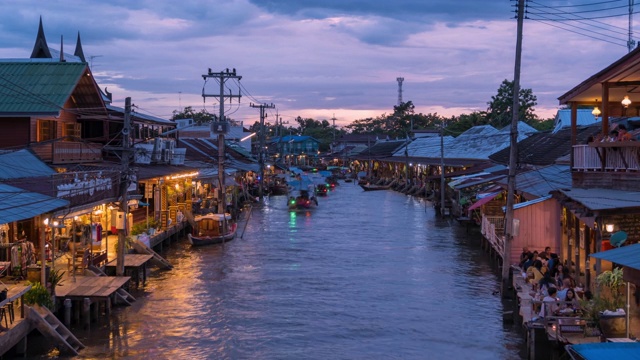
[24,282,54,310]
[171,106,215,125]
[48,268,65,292]
[580,267,626,323]
[115,236,135,255]
[485,79,538,129]
[596,268,625,309]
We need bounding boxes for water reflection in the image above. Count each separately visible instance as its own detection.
[67,183,523,360]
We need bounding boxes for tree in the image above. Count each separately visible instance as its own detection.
[171,106,215,125]
[486,79,538,129]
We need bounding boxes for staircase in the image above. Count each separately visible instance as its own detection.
[132,239,173,269]
[28,305,84,356]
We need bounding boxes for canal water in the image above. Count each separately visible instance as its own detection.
[35,181,525,359]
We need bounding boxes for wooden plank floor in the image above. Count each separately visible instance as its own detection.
[55,276,130,299]
[105,254,153,268]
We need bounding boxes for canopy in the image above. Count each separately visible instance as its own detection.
[566,342,640,360]
[589,243,640,271]
[468,192,500,211]
[0,183,69,223]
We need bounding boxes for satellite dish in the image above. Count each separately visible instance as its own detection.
[610,231,628,247]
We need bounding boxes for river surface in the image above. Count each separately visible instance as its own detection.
[35,181,525,359]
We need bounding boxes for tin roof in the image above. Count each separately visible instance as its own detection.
[556,188,640,211]
[497,165,571,198]
[590,243,640,271]
[0,183,69,223]
[0,149,55,179]
[0,62,95,115]
[566,340,640,359]
[443,123,534,160]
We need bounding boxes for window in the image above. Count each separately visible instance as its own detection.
[63,123,81,138]
[37,119,56,142]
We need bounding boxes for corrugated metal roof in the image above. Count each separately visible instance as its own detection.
[557,188,640,211]
[0,149,55,179]
[590,243,640,271]
[497,165,571,198]
[393,135,454,158]
[0,183,68,223]
[567,339,640,359]
[552,108,601,133]
[443,123,533,160]
[0,62,86,114]
[107,104,175,126]
[512,195,552,210]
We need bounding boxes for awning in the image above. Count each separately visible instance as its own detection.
[0,183,69,223]
[566,342,640,360]
[589,243,640,271]
[468,192,500,211]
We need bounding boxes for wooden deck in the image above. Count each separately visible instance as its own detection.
[55,276,130,300]
[105,254,154,288]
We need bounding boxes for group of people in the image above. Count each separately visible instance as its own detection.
[519,246,584,318]
[591,123,635,143]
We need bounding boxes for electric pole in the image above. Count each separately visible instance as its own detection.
[117,97,132,277]
[503,0,524,295]
[251,103,275,203]
[202,68,242,214]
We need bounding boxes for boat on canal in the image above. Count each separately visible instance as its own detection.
[286,173,319,211]
[188,213,237,246]
[360,183,391,191]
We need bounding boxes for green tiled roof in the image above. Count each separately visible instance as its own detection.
[0,62,87,115]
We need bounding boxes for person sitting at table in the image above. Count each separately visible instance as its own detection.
[563,288,581,311]
[527,260,544,285]
[616,124,633,141]
[539,286,560,318]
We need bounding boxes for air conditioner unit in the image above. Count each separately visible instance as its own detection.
[152,138,163,162]
[163,148,172,162]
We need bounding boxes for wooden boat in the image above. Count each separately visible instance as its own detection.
[360,183,391,191]
[287,189,319,211]
[188,213,237,246]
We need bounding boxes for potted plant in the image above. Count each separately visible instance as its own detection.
[24,282,54,310]
[581,267,626,338]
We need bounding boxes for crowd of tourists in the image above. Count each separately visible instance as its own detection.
[519,246,587,318]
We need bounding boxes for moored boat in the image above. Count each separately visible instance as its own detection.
[360,183,391,191]
[188,213,237,246]
[288,189,319,211]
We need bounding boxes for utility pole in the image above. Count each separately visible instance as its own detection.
[440,119,446,217]
[202,68,242,214]
[117,97,132,277]
[628,0,636,52]
[251,102,275,203]
[502,0,524,295]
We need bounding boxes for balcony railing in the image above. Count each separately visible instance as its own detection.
[31,140,103,164]
[573,143,640,171]
[481,215,504,258]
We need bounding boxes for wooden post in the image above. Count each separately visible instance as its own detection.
[64,299,72,327]
[83,298,91,329]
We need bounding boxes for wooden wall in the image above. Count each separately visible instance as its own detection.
[510,198,561,265]
[0,117,30,148]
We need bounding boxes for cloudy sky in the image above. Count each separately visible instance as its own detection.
[0,0,636,127]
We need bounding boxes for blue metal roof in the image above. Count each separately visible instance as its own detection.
[0,183,69,223]
[497,165,571,198]
[0,149,55,179]
[590,243,640,271]
[567,342,640,359]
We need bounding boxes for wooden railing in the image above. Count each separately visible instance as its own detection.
[481,215,504,258]
[52,141,102,164]
[573,143,640,171]
[31,140,102,164]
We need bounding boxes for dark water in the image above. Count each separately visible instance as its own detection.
[49,182,524,359]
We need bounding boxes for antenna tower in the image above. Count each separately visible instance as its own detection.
[396,77,404,106]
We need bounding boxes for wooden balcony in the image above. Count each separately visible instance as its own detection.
[31,141,103,164]
[572,143,640,190]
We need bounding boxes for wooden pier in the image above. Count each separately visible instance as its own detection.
[105,254,153,288]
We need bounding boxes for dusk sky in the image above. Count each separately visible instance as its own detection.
[0,0,636,128]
